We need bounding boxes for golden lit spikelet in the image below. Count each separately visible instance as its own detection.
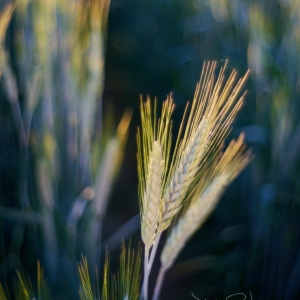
[138,63,249,300]
[79,243,141,300]
[0,262,51,300]
[78,257,95,300]
[137,97,174,249]
[112,243,141,300]
[161,134,251,270]
[213,133,251,181]
[161,118,207,224]
[15,271,34,300]
[161,175,228,270]
[141,141,164,250]
[160,61,250,230]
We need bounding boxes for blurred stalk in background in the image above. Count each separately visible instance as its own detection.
[199,1,300,299]
[0,0,132,297]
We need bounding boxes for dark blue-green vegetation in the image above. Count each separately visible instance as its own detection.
[1,0,300,299]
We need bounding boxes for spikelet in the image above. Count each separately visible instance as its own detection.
[112,243,141,300]
[161,134,251,270]
[0,262,51,300]
[141,141,164,250]
[137,97,173,249]
[139,63,249,300]
[78,243,141,300]
[37,262,51,300]
[78,257,95,300]
[161,175,228,270]
[15,271,34,300]
[161,118,207,224]
[161,61,250,229]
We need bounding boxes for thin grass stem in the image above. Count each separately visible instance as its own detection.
[143,249,149,300]
[152,267,166,300]
[148,231,162,273]
[141,230,162,300]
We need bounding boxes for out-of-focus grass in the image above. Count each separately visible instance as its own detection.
[0,1,133,298]
[1,0,300,299]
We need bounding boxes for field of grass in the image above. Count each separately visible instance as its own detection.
[1,0,300,299]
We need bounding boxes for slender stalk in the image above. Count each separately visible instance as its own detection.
[152,267,166,300]
[36,160,58,284]
[143,249,149,300]
[10,101,28,147]
[87,218,103,279]
[148,231,162,272]
[140,231,162,300]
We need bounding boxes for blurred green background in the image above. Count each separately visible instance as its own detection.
[1,0,300,299]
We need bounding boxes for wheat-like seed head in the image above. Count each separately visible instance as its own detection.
[141,141,164,250]
[137,62,249,254]
[160,118,207,224]
[137,97,173,249]
[161,175,228,270]
[161,134,252,270]
[160,61,250,230]
[78,257,94,300]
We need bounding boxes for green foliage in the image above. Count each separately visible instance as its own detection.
[78,257,96,300]
[14,271,35,300]
[0,283,9,300]
[0,0,131,297]
[112,243,141,300]
[0,263,51,300]
[79,243,141,300]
